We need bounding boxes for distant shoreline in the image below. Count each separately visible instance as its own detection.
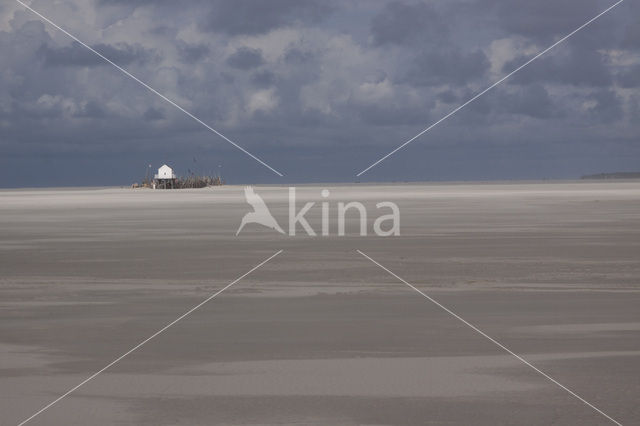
[581,172,640,180]
[2,178,640,191]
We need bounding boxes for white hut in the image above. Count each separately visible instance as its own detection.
[154,164,176,189]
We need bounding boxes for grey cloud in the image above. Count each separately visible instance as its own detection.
[200,0,331,35]
[484,0,602,42]
[143,107,165,121]
[75,100,108,119]
[621,20,640,49]
[39,41,156,67]
[98,0,154,4]
[476,0,633,56]
[437,90,458,104]
[495,85,557,119]
[226,47,264,70]
[251,70,277,88]
[616,65,640,88]
[177,42,210,63]
[402,49,490,87]
[149,25,175,37]
[352,102,435,126]
[370,1,447,46]
[629,96,640,124]
[283,47,315,65]
[97,0,174,6]
[364,70,388,85]
[504,44,612,87]
[585,89,623,123]
[0,0,636,186]
[446,84,556,120]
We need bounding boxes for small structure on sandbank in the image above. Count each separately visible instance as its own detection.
[154,164,176,189]
[133,163,223,189]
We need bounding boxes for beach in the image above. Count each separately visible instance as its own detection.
[1,181,639,425]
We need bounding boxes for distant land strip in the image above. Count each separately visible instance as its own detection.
[581,172,640,179]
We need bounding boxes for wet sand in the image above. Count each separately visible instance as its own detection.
[1,182,639,425]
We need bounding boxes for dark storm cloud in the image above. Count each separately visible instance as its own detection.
[283,47,315,65]
[478,0,638,55]
[39,41,156,67]
[177,42,210,63]
[226,47,264,70]
[616,65,640,88]
[75,100,108,118]
[495,85,557,119]
[402,49,490,87]
[143,107,165,121]
[0,0,636,186]
[149,25,174,37]
[621,20,640,49]
[98,0,148,4]
[483,0,602,42]
[351,101,436,126]
[437,90,458,104]
[200,0,331,35]
[251,70,277,88]
[97,0,174,5]
[504,44,612,87]
[444,84,557,120]
[585,89,623,123]
[370,1,447,46]
[629,97,640,124]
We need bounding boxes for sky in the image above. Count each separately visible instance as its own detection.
[0,0,638,187]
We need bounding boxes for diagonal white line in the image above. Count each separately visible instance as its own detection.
[15,0,284,177]
[356,0,624,177]
[356,250,623,426]
[16,249,284,426]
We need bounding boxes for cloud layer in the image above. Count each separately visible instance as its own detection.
[0,0,637,186]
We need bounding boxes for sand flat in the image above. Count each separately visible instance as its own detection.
[1,181,639,425]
